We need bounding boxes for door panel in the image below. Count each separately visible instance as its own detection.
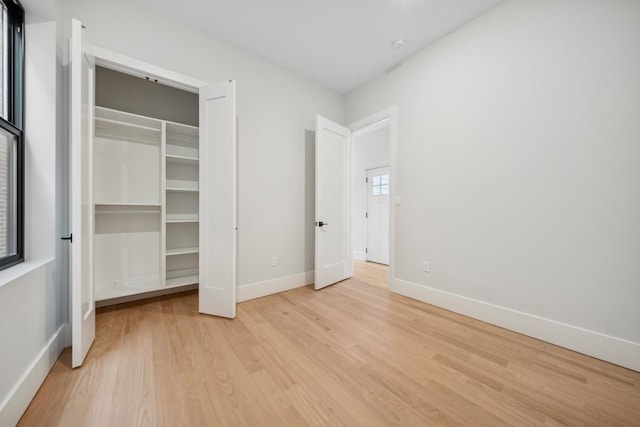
[366,166,390,265]
[70,19,95,368]
[198,81,237,318]
[315,116,351,290]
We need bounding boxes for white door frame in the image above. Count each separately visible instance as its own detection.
[348,106,398,289]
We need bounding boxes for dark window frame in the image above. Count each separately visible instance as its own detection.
[0,0,24,271]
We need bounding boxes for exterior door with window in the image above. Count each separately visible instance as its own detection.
[366,166,389,265]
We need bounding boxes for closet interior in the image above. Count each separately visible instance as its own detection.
[93,67,200,305]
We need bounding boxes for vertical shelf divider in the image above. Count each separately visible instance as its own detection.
[160,121,167,287]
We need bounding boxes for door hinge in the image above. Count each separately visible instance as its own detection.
[61,234,73,242]
[366,248,368,253]
[365,177,368,183]
[365,212,368,218]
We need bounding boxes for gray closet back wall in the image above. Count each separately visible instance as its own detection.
[95,67,199,127]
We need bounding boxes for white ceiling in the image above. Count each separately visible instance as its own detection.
[135,0,505,94]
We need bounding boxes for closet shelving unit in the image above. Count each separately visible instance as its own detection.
[164,121,200,289]
[94,106,200,302]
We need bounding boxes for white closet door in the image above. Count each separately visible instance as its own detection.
[69,18,96,368]
[315,116,352,290]
[199,81,237,318]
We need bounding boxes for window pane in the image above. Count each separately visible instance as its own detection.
[380,184,389,195]
[373,185,381,195]
[0,126,16,258]
[373,175,380,185]
[381,174,389,185]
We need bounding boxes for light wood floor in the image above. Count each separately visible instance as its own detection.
[19,262,640,426]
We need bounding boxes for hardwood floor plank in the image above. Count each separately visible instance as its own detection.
[239,300,393,426]
[17,262,640,427]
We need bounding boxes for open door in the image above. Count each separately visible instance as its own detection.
[315,116,352,290]
[69,19,95,368]
[199,80,237,317]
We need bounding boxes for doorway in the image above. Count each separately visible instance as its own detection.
[349,107,396,288]
[351,122,390,263]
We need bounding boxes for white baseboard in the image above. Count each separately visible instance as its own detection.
[391,278,640,372]
[0,323,68,426]
[238,271,314,302]
[353,251,367,261]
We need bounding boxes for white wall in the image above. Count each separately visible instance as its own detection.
[0,20,66,426]
[351,125,390,260]
[61,0,344,298]
[346,0,640,370]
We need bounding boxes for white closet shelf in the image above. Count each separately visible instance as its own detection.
[166,275,199,288]
[95,203,161,214]
[166,154,199,166]
[166,246,199,256]
[166,188,199,194]
[96,202,162,206]
[166,214,199,223]
[96,116,160,133]
[95,118,162,146]
[166,121,198,131]
[95,106,163,129]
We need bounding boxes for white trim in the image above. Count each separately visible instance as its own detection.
[89,46,209,93]
[352,117,390,137]
[0,323,68,426]
[238,271,314,302]
[392,278,640,372]
[348,106,398,290]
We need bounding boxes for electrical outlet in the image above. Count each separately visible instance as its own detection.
[423,261,430,273]
[272,257,278,267]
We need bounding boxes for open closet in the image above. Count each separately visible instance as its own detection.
[69,18,238,367]
[92,68,200,303]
